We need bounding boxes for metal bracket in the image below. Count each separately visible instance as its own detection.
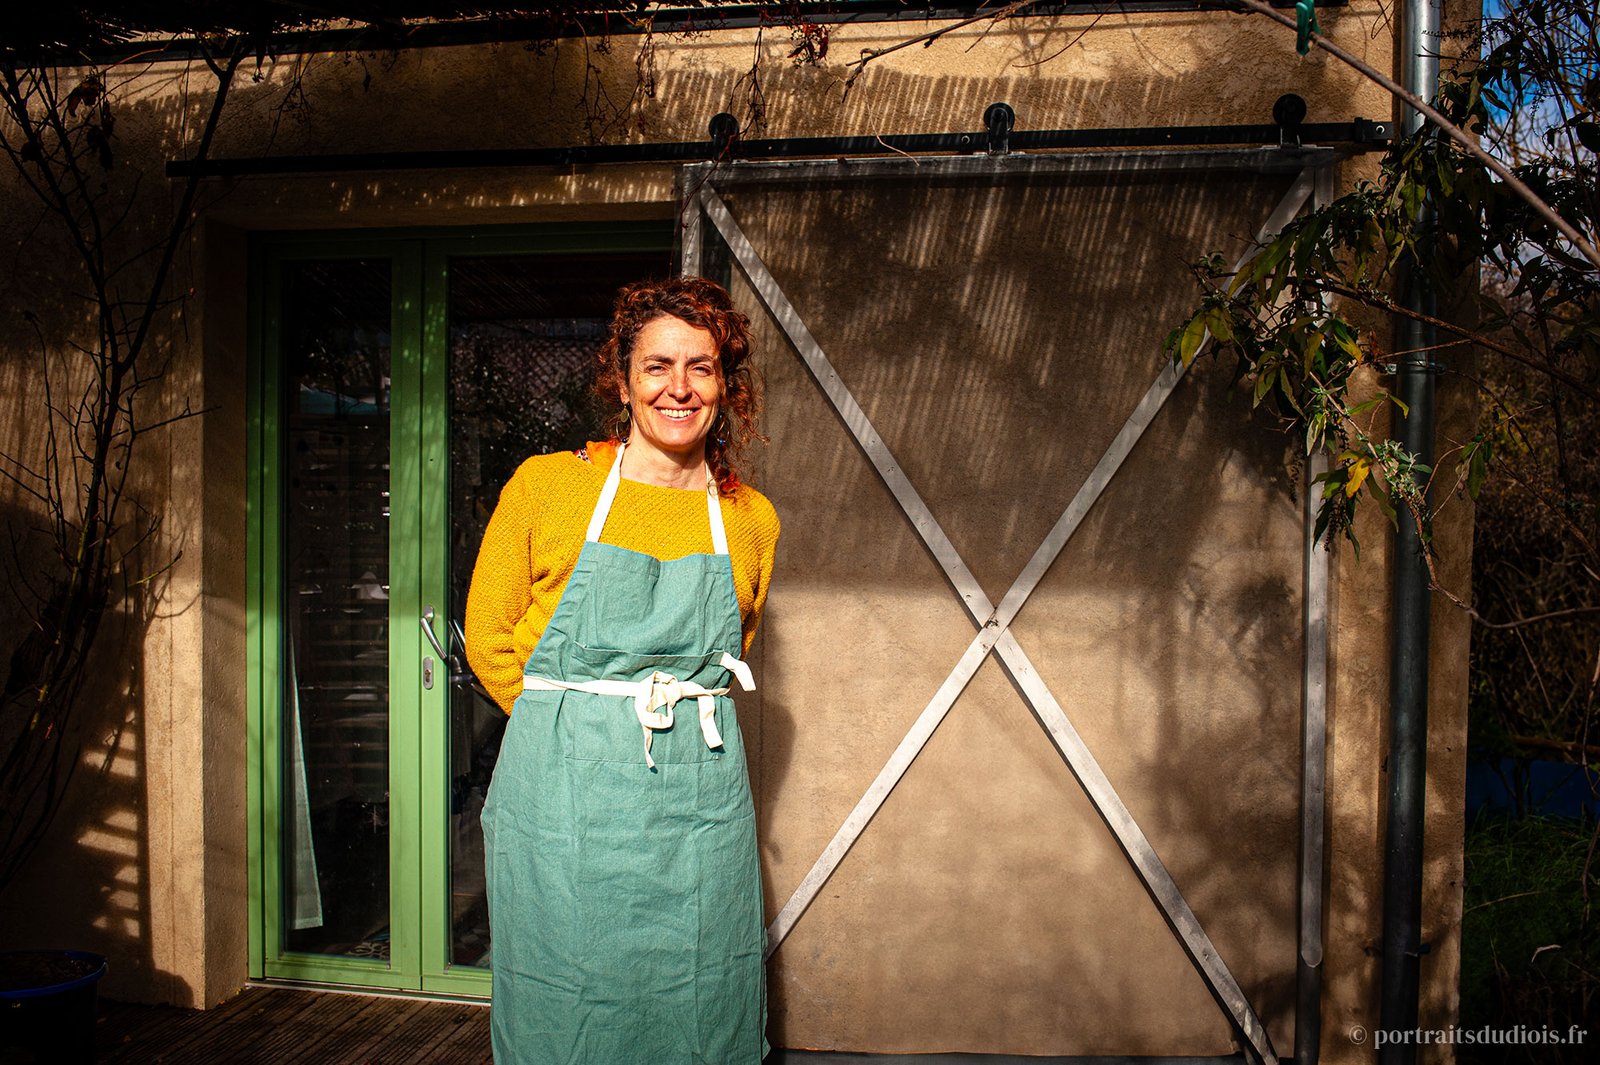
[1379,357,1445,375]
[983,102,1014,156]
[1353,117,1392,143]
[1274,93,1307,149]
[709,111,740,160]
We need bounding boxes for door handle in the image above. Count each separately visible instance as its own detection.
[423,606,485,693]
[420,605,448,659]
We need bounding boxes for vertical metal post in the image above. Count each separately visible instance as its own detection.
[1380,1,1441,1059]
[1296,165,1337,1065]
[677,168,704,277]
[1297,451,1330,1065]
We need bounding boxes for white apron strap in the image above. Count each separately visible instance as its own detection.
[586,439,729,556]
[705,472,728,556]
[584,440,629,542]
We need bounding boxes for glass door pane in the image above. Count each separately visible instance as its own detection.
[279,259,394,960]
[443,251,669,969]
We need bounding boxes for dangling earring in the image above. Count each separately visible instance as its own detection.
[711,411,728,449]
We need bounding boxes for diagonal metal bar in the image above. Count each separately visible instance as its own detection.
[697,189,999,956]
[700,167,1318,1065]
[987,631,1280,1064]
[972,170,1319,1065]
[988,165,1317,632]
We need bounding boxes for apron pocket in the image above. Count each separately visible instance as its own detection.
[563,641,736,687]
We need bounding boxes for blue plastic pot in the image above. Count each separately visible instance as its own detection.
[0,950,108,1064]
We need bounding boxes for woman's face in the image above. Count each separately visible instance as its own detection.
[619,314,723,464]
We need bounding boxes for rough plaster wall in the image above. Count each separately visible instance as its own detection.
[194,10,1395,154]
[1317,376,1476,1065]
[1418,356,1477,1062]
[191,8,1395,225]
[0,4,1477,1051]
[1403,3,1483,1057]
[1317,0,1482,1058]
[198,222,253,1006]
[1320,370,1393,1060]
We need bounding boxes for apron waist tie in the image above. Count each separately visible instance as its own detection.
[523,652,754,769]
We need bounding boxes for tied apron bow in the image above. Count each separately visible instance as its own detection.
[524,652,755,769]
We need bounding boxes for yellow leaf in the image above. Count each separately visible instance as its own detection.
[1205,307,1234,344]
[1345,458,1371,497]
[1177,315,1209,366]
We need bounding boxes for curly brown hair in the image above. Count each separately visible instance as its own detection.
[594,276,763,491]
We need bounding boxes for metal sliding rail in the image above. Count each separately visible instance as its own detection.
[167,98,1387,178]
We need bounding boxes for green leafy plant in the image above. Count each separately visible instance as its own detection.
[1168,1,1598,572]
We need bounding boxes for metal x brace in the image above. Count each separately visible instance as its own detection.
[697,165,1319,1065]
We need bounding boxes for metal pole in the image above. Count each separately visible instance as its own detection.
[1298,458,1332,1065]
[1296,165,1337,1065]
[675,166,703,278]
[1380,0,1440,1060]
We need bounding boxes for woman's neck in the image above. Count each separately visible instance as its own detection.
[618,439,708,490]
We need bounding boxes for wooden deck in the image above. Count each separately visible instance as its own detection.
[89,986,1239,1064]
[96,986,492,1064]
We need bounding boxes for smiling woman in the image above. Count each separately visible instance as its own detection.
[617,315,723,482]
[464,276,780,1065]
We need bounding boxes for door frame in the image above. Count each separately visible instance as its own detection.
[246,222,675,995]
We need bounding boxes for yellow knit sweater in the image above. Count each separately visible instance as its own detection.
[464,440,780,713]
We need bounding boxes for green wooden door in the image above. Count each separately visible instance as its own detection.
[249,224,674,994]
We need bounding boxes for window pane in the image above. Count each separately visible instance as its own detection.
[280,258,393,960]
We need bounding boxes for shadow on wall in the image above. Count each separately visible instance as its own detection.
[0,63,220,1006]
[724,163,1324,1055]
[638,16,1377,143]
[0,497,187,1005]
[180,14,1382,157]
[82,13,1391,224]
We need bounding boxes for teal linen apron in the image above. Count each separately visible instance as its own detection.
[482,441,768,1064]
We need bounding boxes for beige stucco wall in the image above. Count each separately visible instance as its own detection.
[0,6,1473,1062]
